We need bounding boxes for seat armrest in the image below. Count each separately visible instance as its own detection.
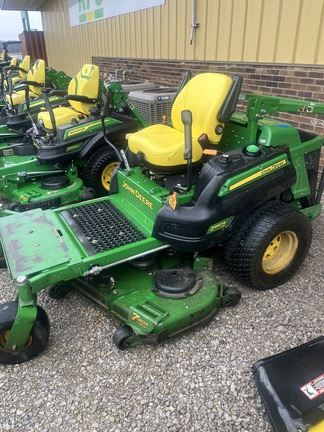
[64,94,97,104]
[6,65,28,74]
[49,89,68,97]
[20,80,44,87]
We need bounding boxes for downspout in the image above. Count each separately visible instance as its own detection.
[190,0,200,45]
[21,11,31,31]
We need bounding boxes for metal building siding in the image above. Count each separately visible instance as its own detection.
[41,0,324,76]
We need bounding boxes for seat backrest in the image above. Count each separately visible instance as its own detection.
[27,59,46,96]
[171,73,232,144]
[67,64,99,115]
[5,58,19,87]
[18,55,31,78]
[9,57,19,69]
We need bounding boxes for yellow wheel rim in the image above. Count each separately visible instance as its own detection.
[262,231,298,274]
[101,162,120,192]
[0,330,32,352]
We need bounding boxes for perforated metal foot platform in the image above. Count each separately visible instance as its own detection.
[61,201,146,255]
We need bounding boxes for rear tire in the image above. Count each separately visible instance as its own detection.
[224,201,312,290]
[83,147,120,197]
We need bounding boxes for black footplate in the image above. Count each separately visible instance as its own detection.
[61,200,146,255]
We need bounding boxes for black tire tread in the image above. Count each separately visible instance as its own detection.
[225,201,312,290]
[83,147,119,196]
[113,325,134,350]
[0,301,50,364]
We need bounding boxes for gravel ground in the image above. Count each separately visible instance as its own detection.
[0,202,323,432]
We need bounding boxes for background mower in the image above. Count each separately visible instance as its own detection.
[0,71,322,364]
[0,41,22,85]
[0,63,147,212]
[0,53,30,98]
[0,59,71,144]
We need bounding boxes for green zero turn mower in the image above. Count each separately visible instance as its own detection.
[0,58,71,145]
[0,71,323,364]
[0,41,22,89]
[0,63,147,212]
[0,50,26,98]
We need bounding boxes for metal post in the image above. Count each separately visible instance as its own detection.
[21,11,31,32]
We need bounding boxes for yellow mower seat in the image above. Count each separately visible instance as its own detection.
[1,58,18,87]
[128,73,232,169]
[9,55,31,86]
[130,124,205,167]
[8,57,18,70]
[38,64,99,130]
[6,58,45,106]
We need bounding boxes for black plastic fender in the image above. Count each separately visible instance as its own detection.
[153,144,297,252]
[36,114,137,164]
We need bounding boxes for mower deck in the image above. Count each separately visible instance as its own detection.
[71,255,234,347]
[0,153,84,209]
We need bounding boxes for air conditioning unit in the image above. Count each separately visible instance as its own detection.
[104,80,156,94]
[128,87,178,125]
[120,81,156,93]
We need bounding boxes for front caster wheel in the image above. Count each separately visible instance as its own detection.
[0,301,50,364]
[6,202,19,212]
[221,286,241,307]
[46,281,72,299]
[113,325,135,350]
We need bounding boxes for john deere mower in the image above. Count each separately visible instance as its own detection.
[0,59,72,145]
[0,72,323,364]
[0,63,147,211]
[0,40,22,88]
[0,53,31,99]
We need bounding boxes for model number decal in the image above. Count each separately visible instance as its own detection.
[207,216,233,234]
[131,312,149,328]
[123,181,154,210]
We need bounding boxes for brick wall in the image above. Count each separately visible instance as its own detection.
[93,56,324,180]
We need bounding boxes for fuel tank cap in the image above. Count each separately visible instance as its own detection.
[245,145,261,156]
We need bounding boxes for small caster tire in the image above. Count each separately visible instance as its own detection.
[221,286,241,307]
[0,256,7,268]
[6,202,20,212]
[113,325,134,350]
[46,281,72,299]
[0,301,50,364]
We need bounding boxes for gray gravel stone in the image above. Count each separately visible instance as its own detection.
[0,199,323,431]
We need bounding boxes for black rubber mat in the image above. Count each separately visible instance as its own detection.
[61,201,146,255]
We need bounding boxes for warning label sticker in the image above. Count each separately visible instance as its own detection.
[300,374,324,400]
